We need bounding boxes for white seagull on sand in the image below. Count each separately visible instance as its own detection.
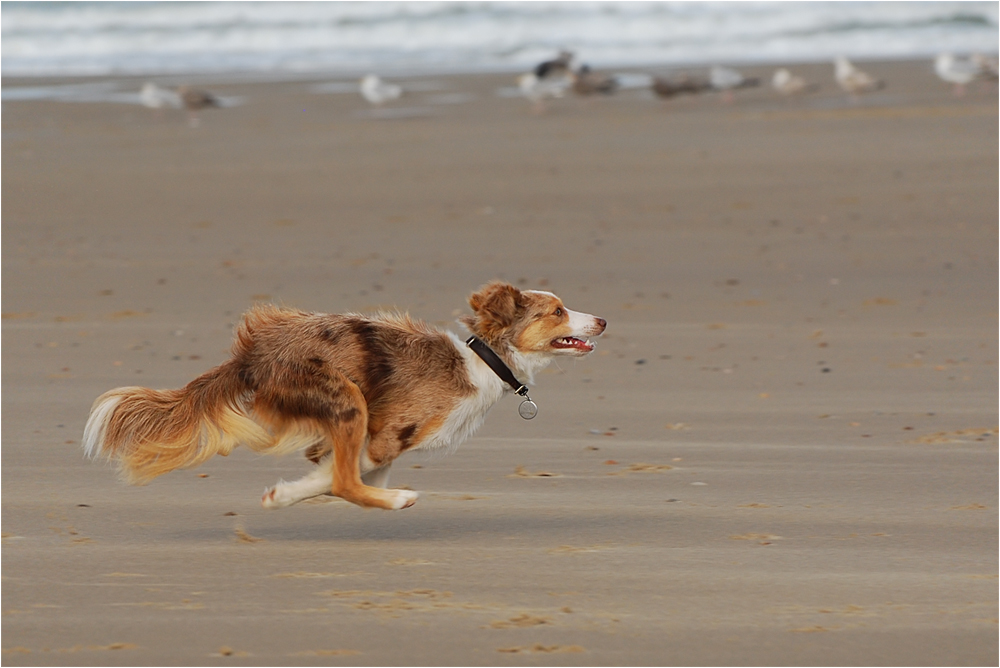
[360,75,403,106]
[834,57,884,97]
[140,82,181,111]
[517,72,568,113]
[771,68,818,96]
[934,53,983,96]
[709,65,759,103]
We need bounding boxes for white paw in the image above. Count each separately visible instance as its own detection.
[387,489,419,510]
[261,484,294,509]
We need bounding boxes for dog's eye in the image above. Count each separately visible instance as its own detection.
[554,307,563,317]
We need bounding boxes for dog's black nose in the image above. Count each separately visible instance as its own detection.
[596,317,607,331]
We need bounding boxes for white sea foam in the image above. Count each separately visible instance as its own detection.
[2,2,997,78]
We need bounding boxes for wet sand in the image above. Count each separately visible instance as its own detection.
[2,60,997,665]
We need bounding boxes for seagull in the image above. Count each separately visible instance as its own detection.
[650,74,711,99]
[972,54,998,81]
[179,86,220,110]
[834,57,884,97]
[570,64,618,96]
[534,50,575,79]
[517,72,567,113]
[771,68,818,96]
[140,82,181,111]
[934,53,983,96]
[177,86,221,126]
[359,75,403,106]
[709,65,760,103]
[517,50,576,112]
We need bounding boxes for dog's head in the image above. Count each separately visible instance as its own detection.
[461,281,606,357]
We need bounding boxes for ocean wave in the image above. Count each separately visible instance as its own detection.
[2,1,997,77]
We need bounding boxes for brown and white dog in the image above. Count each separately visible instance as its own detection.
[82,281,606,511]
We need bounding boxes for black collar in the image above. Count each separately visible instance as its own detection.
[465,336,529,397]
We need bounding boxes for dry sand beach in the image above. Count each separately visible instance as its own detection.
[2,60,998,665]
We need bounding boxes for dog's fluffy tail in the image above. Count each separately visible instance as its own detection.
[82,359,271,484]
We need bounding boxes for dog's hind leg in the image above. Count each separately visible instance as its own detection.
[261,460,393,508]
[262,442,395,509]
[262,457,334,509]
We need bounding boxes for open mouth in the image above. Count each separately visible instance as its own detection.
[551,336,595,353]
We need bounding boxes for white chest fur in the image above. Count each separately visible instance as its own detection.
[415,332,507,452]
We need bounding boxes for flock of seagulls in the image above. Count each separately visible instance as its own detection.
[136,49,998,125]
[514,51,618,112]
[502,52,868,109]
[506,51,997,109]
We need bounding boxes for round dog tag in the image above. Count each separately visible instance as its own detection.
[518,399,538,420]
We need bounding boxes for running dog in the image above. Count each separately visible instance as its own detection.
[82,281,606,510]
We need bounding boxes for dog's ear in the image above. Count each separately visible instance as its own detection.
[468,281,522,330]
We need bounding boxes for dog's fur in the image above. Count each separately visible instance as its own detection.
[82,281,606,510]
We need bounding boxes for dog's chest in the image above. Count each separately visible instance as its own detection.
[416,334,506,451]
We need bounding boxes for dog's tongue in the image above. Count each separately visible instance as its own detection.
[552,336,593,351]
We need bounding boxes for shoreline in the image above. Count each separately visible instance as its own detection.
[0,56,984,116]
[0,53,969,89]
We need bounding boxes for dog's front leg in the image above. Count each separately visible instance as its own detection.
[325,375,417,510]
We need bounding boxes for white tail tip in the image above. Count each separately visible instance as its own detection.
[81,394,123,459]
